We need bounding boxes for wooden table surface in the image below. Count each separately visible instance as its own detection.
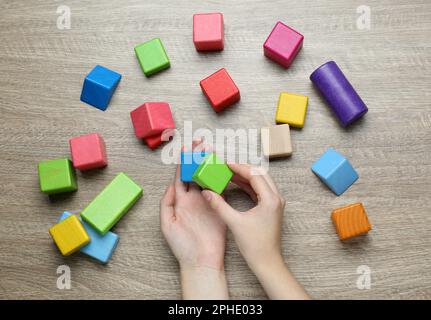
[1,0,430,300]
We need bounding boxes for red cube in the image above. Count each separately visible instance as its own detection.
[193,13,224,51]
[200,68,240,112]
[69,133,107,171]
[144,129,175,150]
[130,102,175,138]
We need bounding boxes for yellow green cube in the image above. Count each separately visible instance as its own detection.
[275,92,308,128]
[134,38,170,76]
[192,153,233,194]
[38,159,77,195]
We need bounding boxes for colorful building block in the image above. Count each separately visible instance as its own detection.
[69,133,107,171]
[80,65,121,111]
[38,159,77,195]
[193,13,224,51]
[81,173,143,235]
[181,151,209,182]
[130,102,175,138]
[134,38,170,76]
[192,153,233,194]
[261,124,292,159]
[311,148,358,196]
[200,68,240,112]
[49,215,90,256]
[310,61,368,126]
[331,203,372,240]
[59,212,119,263]
[263,21,303,68]
[276,92,308,128]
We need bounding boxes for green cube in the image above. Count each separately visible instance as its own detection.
[81,172,143,235]
[38,159,77,195]
[134,38,170,76]
[192,153,233,194]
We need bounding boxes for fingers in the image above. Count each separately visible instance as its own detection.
[201,190,238,227]
[231,174,258,202]
[227,163,275,203]
[174,163,187,195]
[160,183,176,230]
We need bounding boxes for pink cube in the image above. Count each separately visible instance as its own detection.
[193,13,224,51]
[130,102,175,139]
[69,133,107,171]
[263,21,304,68]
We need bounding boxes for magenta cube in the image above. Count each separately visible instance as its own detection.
[193,13,224,51]
[69,133,108,171]
[263,21,304,68]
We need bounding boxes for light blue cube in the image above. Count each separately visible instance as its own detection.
[59,211,119,263]
[80,65,121,111]
[181,152,208,182]
[311,148,358,196]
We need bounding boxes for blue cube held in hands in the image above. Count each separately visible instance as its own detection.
[311,148,358,196]
[80,65,121,111]
[181,151,209,182]
[59,211,119,264]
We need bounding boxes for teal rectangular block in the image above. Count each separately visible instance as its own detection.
[81,173,143,235]
[59,211,119,264]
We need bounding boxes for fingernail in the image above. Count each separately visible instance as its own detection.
[202,190,211,201]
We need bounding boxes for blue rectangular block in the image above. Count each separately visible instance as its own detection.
[59,211,119,264]
[181,151,208,182]
[80,65,121,111]
[311,148,358,196]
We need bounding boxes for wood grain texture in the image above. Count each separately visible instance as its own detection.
[1,0,430,299]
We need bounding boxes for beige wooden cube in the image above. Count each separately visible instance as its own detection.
[261,124,293,158]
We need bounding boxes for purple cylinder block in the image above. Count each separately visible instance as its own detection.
[310,61,368,126]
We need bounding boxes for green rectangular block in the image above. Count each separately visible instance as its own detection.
[134,38,170,76]
[192,153,233,194]
[38,159,77,195]
[81,172,143,235]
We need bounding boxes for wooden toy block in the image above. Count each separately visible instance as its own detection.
[181,151,209,182]
[69,133,107,171]
[130,102,175,139]
[49,215,90,256]
[81,173,143,235]
[59,212,119,263]
[276,92,308,128]
[311,148,359,196]
[192,153,233,194]
[263,21,303,68]
[331,203,372,240]
[193,13,224,51]
[144,129,175,150]
[134,38,170,76]
[38,159,77,195]
[80,65,121,111]
[200,68,240,112]
[261,124,292,159]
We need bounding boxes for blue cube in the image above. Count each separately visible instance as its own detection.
[311,148,358,196]
[181,152,208,182]
[59,211,119,263]
[80,65,121,111]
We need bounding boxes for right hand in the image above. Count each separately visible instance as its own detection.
[201,163,286,271]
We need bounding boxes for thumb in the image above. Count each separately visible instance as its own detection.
[201,190,237,226]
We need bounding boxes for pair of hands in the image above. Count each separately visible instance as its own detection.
[160,141,309,299]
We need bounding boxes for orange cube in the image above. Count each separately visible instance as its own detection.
[331,203,372,240]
